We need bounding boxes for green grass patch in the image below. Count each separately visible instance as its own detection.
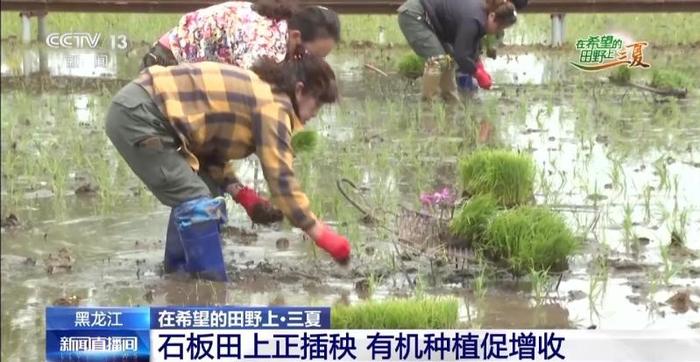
[609,66,632,85]
[650,69,693,90]
[1,12,178,44]
[482,206,579,275]
[449,194,500,245]
[331,297,459,329]
[291,130,318,153]
[458,149,535,207]
[397,53,424,79]
[2,13,699,46]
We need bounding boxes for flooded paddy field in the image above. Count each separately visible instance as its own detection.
[2,35,700,360]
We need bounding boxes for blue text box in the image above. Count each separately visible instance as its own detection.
[150,306,331,329]
[46,307,150,330]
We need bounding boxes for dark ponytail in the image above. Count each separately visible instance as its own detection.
[252,0,299,21]
[251,47,338,112]
[288,6,341,42]
[484,0,517,27]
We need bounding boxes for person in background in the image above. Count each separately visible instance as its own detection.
[398,0,518,102]
[458,0,528,92]
[141,0,340,69]
[107,50,351,282]
[484,0,529,59]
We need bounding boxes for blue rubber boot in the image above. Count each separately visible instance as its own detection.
[174,197,228,282]
[457,73,478,92]
[163,208,187,274]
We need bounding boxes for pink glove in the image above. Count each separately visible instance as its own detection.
[233,186,283,224]
[474,60,493,90]
[313,225,351,264]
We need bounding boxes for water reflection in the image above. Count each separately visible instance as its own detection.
[1,47,117,78]
[152,278,228,306]
[473,291,574,329]
[1,47,700,355]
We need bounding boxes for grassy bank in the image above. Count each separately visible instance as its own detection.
[2,13,699,46]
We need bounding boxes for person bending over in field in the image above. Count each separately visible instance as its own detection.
[141,0,340,69]
[141,0,340,226]
[398,0,518,102]
[107,49,351,282]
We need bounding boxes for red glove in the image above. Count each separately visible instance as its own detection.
[313,225,351,264]
[233,186,283,224]
[474,60,493,90]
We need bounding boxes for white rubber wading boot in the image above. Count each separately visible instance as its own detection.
[421,56,443,101]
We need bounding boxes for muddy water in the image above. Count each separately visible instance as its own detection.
[2,45,700,361]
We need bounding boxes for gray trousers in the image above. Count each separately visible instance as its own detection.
[397,0,446,59]
[105,82,223,207]
[398,0,459,102]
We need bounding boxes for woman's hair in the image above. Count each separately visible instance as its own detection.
[252,0,299,21]
[510,0,528,10]
[484,0,518,27]
[253,1,340,43]
[288,6,341,42]
[251,47,338,110]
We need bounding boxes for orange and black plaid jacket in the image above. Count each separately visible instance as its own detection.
[135,62,316,230]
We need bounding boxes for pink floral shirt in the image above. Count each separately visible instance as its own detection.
[162,1,288,68]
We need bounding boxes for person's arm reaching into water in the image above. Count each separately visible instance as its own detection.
[452,20,479,75]
[253,102,351,263]
[202,159,283,225]
[453,20,492,89]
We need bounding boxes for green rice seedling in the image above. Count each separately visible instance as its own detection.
[458,149,535,207]
[622,203,634,252]
[529,268,553,306]
[672,175,680,208]
[473,258,488,301]
[643,185,653,223]
[397,53,425,80]
[331,297,459,329]
[482,206,579,275]
[557,168,568,193]
[670,208,689,247]
[650,69,693,90]
[537,163,550,191]
[659,244,680,286]
[43,152,69,201]
[587,181,605,208]
[433,102,447,129]
[609,66,632,85]
[449,194,500,245]
[646,270,662,320]
[364,272,383,299]
[653,157,669,192]
[588,251,609,320]
[291,130,319,154]
[608,155,626,193]
[535,108,546,130]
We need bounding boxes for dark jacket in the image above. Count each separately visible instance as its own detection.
[419,0,487,74]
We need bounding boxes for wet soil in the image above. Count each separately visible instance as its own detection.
[666,290,699,314]
[1,46,700,361]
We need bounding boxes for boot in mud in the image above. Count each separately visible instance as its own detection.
[174,197,228,282]
[421,56,443,101]
[163,208,187,275]
[439,60,461,103]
